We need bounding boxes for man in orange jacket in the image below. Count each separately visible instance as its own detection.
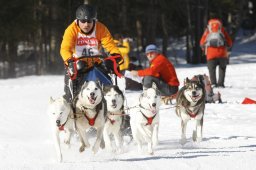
[200,18,232,88]
[60,4,122,103]
[130,44,179,96]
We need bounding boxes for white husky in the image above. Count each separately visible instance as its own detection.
[103,85,125,152]
[47,96,74,162]
[130,87,161,155]
[74,81,106,154]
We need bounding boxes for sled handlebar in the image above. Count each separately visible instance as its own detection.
[66,55,123,79]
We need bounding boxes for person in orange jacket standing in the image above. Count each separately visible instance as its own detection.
[130,44,179,96]
[60,4,122,103]
[200,18,232,88]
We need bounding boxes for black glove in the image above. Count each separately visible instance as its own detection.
[67,60,75,76]
[76,60,88,73]
[104,54,122,74]
[104,59,114,73]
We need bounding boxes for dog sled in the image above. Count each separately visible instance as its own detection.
[66,55,133,146]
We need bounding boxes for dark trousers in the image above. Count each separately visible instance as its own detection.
[143,76,178,96]
[63,64,112,103]
[207,57,228,86]
[63,70,88,103]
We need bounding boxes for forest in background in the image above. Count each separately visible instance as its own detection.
[0,0,255,78]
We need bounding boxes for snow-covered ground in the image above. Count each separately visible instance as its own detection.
[0,31,256,170]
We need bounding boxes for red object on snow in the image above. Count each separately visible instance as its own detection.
[241,97,256,104]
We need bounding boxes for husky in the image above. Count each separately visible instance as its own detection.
[74,81,106,154]
[130,87,161,155]
[192,74,222,103]
[103,85,125,152]
[175,78,205,145]
[47,96,74,162]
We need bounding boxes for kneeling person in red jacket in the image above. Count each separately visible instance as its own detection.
[130,44,179,96]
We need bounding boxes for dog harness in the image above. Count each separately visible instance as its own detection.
[83,112,99,126]
[140,110,157,126]
[107,111,125,125]
[58,118,68,131]
[107,117,116,125]
[80,100,103,126]
[180,102,204,118]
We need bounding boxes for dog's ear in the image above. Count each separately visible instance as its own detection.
[139,93,143,102]
[95,79,101,87]
[80,81,88,98]
[184,77,190,86]
[152,82,157,90]
[101,83,105,91]
[49,96,54,104]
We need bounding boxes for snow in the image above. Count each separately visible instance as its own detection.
[0,31,256,170]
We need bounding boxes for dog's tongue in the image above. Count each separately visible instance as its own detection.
[151,108,157,114]
[89,98,95,104]
[192,95,199,101]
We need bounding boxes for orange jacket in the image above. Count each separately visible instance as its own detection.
[200,21,232,61]
[60,20,121,67]
[138,54,180,87]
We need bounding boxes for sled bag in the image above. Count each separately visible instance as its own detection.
[83,66,112,85]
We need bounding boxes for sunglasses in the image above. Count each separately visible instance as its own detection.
[79,19,93,24]
[146,52,156,56]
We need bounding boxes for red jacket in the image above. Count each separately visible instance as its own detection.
[138,54,179,87]
[200,20,233,61]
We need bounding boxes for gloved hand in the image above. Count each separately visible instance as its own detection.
[104,59,114,73]
[105,54,122,72]
[111,53,122,63]
[76,60,87,73]
[67,59,75,76]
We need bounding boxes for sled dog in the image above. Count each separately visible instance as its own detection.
[74,81,106,154]
[130,87,161,154]
[175,78,205,145]
[191,74,222,103]
[103,85,125,152]
[47,96,74,162]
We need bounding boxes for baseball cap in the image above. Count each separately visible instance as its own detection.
[145,44,158,54]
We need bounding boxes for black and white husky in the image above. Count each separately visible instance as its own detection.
[130,87,161,155]
[74,81,106,154]
[103,85,125,152]
[47,97,74,162]
[175,78,205,145]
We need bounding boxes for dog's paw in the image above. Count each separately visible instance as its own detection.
[116,147,124,154]
[180,138,187,145]
[79,145,85,152]
[64,139,70,145]
[57,154,63,162]
[192,131,197,141]
[92,146,99,154]
[148,151,154,155]
[196,137,202,142]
